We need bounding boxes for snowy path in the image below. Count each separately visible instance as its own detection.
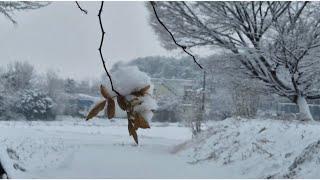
[0,118,226,178]
[39,135,217,179]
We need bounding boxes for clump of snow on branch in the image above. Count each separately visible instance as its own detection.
[87,65,157,144]
[108,66,157,122]
[112,66,154,96]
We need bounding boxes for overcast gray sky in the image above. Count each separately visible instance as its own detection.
[0,2,172,80]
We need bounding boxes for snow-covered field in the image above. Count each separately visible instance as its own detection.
[0,117,197,178]
[1,116,320,178]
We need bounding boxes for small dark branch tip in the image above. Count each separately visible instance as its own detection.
[75,1,88,14]
[150,2,203,70]
[150,1,156,6]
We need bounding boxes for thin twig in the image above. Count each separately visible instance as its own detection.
[98,1,121,96]
[75,1,88,14]
[150,1,203,69]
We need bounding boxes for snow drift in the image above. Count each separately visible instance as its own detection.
[173,118,320,178]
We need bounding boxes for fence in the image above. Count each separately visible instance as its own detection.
[258,101,320,120]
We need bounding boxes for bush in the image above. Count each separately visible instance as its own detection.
[16,89,55,120]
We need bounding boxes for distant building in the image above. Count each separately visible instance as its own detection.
[151,78,195,122]
[68,93,127,118]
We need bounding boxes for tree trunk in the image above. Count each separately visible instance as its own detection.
[297,95,314,121]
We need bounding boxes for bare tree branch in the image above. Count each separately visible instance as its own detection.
[150,1,203,70]
[74,2,120,96]
[0,2,49,24]
[75,1,87,14]
[98,1,121,96]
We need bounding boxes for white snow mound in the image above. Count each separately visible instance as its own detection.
[173,118,320,178]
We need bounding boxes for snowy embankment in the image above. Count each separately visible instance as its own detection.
[173,118,320,178]
[1,117,320,178]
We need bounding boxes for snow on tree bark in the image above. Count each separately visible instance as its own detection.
[297,96,313,121]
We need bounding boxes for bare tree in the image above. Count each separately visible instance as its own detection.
[147,2,320,120]
[0,2,49,24]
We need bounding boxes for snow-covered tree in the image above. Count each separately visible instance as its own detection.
[148,2,320,120]
[44,70,67,116]
[64,78,77,94]
[0,86,5,116]
[203,54,263,118]
[128,56,202,79]
[0,62,36,120]
[1,61,34,92]
[262,4,320,120]
[16,89,55,120]
[181,87,205,136]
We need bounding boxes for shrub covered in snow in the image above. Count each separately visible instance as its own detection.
[16,89,55,120]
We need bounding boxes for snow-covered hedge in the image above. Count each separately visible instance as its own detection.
[16,89,55,120]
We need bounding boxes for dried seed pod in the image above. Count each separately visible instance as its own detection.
[130,85,150,97]
[130,98,142,107]
[107,98,115,119]
[128,120,138,144]
[100,84,112,99]
[117,95,127,111]
[134,113,150,129]
[86,99,106,120]
[131,130,138,144]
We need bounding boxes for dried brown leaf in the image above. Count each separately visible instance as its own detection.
[128,120,133,135]
[132,101,143,107]
[86,99,106,120]
[128,120,139,144]
[107,98,115,119]
[134,113,150,129]
[117,95,127,111]
[130,85,150,97]
[131,130,138,144]
[100,84,112,99]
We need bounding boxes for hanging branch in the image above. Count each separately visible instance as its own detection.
[75,1,120,96]
[98,1,121,96]
[150,1,203,69]
[75,1,88,14]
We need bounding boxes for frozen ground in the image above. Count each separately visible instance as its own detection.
[1,116,320,178]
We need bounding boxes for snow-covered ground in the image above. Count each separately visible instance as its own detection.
[0,117,197,178]
[1,117,320,178]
